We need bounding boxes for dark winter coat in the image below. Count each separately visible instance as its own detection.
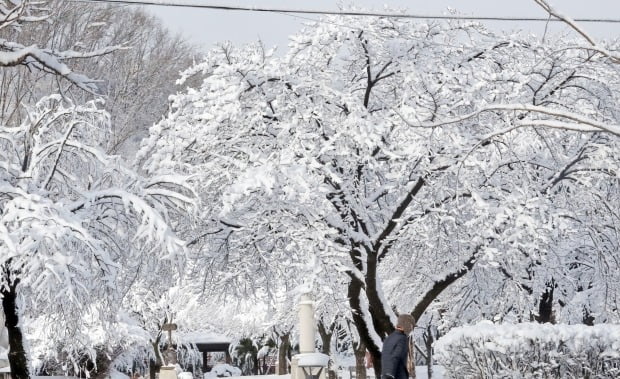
[381,330,409,379]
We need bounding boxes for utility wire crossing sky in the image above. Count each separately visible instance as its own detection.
[81,0,620,51]
[82,0,620,23]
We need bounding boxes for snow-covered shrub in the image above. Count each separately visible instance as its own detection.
[203,364,241,378]
[434,321,620,378]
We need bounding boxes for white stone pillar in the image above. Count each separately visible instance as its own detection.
[292,293,328,379]
[298,293,315,354]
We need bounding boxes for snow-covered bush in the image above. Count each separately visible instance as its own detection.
[203,364,241,378]
[434,321,620,378]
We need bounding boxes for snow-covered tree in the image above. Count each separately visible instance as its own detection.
[139,9,620,377]
[0,3,198,377]
[0,94,196,379]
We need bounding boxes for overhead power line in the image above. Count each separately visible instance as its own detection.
[81,0,620,24]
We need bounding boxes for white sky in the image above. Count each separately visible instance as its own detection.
[145,0,620,52]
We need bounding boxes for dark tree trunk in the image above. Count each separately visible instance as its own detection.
[317,321,331,355]
[318,320,337,379]
[149,337,163,379]
[1,271,29,379]
[277,333,290,374]
[536,280,556,324]
[353,342,367,379]
[148,359,158,379]
[348,274,383,377]
[252,354,259,375]
[365,251,395,339]
[422,324,436,379]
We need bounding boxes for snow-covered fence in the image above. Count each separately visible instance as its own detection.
[434,321,620,378]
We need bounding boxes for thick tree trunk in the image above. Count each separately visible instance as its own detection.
[318,321,337,379]
[1,274,29,379]
[353,342,367,379]
[277,333,290,374]
[149,337,163,379]
[317,321,331,355]
[148,359,158,379]
[365,251,395,340]
[348,275,383,377]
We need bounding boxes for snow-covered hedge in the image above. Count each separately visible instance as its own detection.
[434,321,620,378]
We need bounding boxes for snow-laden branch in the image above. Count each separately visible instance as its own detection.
[69,189,185,253]
[0,0,24,29]
[401,103,620,137]
[53,45,129,60]
[145,174,201,207]
[0,0,48,28]
[42,120,79,190]
[533,0,620,63]
[373,176,425,253]
[0,39,123,93]
[144,187,195,207]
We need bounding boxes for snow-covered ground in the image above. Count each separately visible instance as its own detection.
[355,366,446,379]
[413,366,445,379]
[110,366,446,379]
[219,366,446,379]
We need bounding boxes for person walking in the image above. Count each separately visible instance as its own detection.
[381,314,415,379]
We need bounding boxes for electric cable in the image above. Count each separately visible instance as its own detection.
[75,0,620,24]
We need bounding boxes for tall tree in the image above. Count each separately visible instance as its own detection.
[139,10,620,377]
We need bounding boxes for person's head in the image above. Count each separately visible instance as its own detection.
[396,314,415,334]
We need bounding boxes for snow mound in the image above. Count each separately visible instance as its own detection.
[204,364,242,378]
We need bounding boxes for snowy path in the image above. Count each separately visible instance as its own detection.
[220,366,446,379]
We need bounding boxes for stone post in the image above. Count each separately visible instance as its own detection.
[298,294,315,354]
[291,293,328,379]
